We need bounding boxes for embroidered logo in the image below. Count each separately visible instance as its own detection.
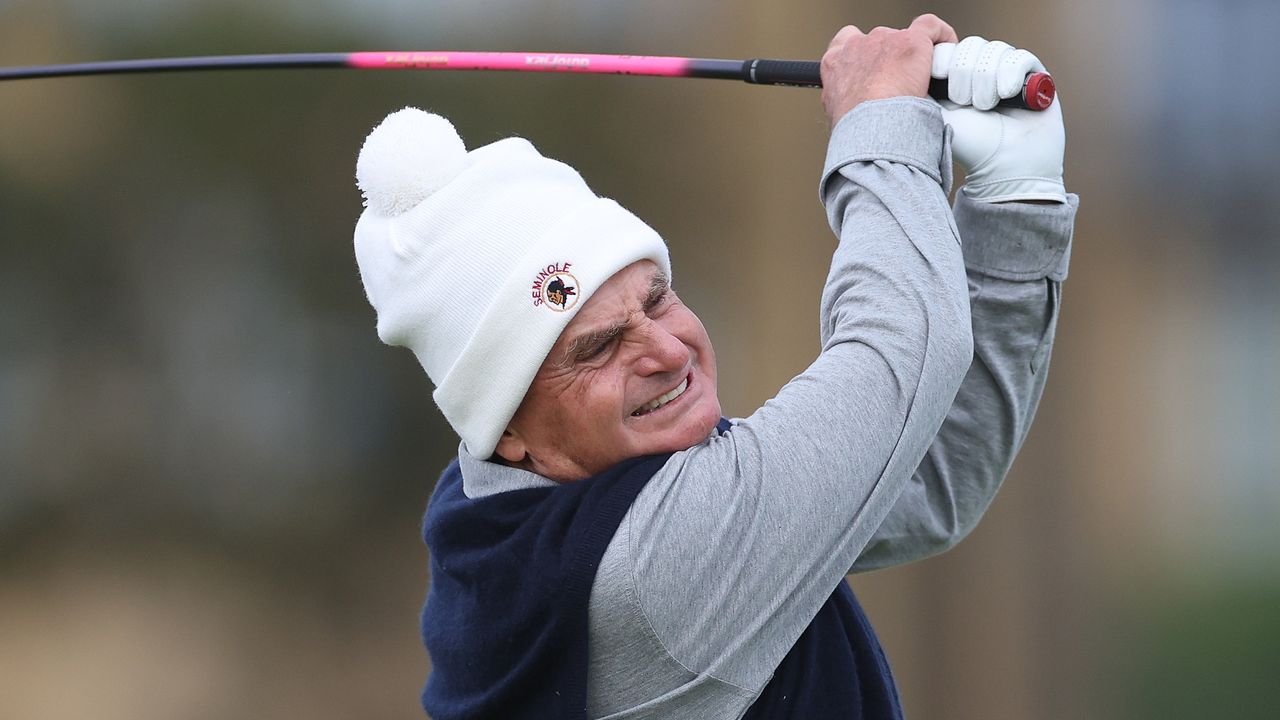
[530,262,579,312]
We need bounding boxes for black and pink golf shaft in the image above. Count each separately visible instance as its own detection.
[0,51,1057,111]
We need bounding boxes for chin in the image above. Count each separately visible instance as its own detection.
[694,398,724,434]
[664,398,723,452]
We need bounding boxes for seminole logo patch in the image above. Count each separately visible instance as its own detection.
[530,262,579,311]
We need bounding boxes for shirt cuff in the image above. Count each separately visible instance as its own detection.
[953,192,1079,282]
[820,97,953,200]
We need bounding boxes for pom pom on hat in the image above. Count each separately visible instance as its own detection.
[356,107,469,217]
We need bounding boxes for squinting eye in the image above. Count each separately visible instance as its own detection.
[581,339,611,361]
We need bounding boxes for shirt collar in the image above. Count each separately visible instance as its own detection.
[458,442,558,499]
[456,419,733,499]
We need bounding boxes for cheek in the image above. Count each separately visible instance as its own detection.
[572,365,631,422]
[518,367,589,428]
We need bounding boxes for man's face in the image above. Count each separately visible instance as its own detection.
[495,261,720,482]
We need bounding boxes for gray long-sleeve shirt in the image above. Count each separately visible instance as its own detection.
[452,97,1078,719]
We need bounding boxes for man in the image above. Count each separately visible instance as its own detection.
[353,14,1076,719]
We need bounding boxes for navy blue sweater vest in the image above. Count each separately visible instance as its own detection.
[420,421,902,719]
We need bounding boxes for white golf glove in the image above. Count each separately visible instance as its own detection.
[933,36,1067,203]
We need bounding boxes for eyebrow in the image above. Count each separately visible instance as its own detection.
[562,322,627,366]
[559,271,670,366]
[642,271,671,309]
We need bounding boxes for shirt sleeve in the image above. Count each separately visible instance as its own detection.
[618,97,974,692]
[850,190,1079,572]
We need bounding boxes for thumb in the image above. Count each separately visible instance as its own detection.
[931,43,956,80]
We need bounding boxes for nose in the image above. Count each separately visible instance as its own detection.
[633,317,690,377]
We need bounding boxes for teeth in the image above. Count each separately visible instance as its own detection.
[633,378,688,417]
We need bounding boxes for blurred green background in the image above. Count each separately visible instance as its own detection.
[2,0,1278,718]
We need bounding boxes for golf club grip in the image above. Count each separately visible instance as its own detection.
[745,59,1054,111]
[744,59,823,87]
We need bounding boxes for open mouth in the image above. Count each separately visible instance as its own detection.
[631,375,690,417]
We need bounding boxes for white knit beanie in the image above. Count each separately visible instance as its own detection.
[353,107,671,459]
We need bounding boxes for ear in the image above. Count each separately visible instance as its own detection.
[493,427,529,465]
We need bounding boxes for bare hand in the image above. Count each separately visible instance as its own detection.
[821,14,959,128]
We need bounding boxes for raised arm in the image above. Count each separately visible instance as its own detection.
[852,37,1079,570]
[853,193,1076,571]
[605,16,976,694]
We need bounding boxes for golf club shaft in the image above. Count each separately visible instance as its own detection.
[0,51,1055,111]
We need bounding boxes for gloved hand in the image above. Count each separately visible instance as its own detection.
[932,36,1067,203]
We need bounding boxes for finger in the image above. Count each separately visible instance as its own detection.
[972,40,1013,110]
[948,35,986,105]
[909,13,959,44]
[828,24,863,51]
[932,42,956,78]
[996,48,1046,99]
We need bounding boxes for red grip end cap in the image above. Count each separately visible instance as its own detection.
[1024,72,1056,111]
